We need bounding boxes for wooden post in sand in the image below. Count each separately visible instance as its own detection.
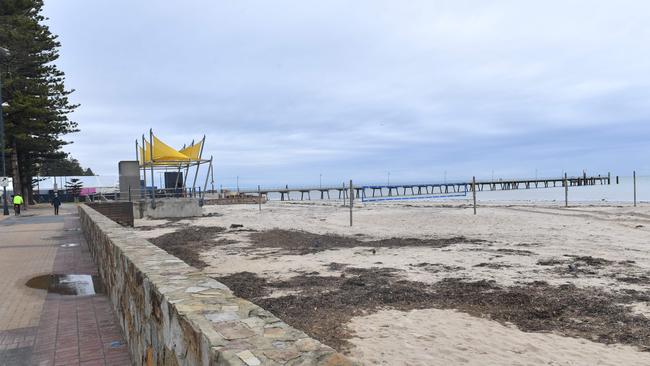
[258,185,262,212]
[343,182,346,206]
[349,179,354,227]
[564,173,569,207]
[472,176,477,215]
[633,171,637,207]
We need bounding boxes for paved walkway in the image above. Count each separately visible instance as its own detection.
[0,205,131,365]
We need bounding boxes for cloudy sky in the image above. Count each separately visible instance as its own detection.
[43,1,650,187]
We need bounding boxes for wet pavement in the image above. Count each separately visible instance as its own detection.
[25,274,104,296]
[0,205,131,365]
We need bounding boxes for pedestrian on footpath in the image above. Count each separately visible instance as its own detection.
[12,193,23,215]
[51,193,61,215]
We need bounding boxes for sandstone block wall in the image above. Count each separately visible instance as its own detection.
[78,204,354,366]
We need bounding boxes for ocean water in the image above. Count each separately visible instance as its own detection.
[474,176,647,203]
[259,176,649,203]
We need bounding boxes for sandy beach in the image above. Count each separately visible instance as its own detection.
[135,200,650,365]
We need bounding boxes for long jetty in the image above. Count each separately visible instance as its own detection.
[233,173,612,201]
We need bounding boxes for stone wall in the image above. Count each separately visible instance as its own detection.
[78,204,354,366]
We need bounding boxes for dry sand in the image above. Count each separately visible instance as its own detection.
[135,200,650,365]
[348,308,650,366]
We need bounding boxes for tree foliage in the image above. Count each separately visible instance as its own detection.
[64,177,82,198]
[1,0,81,201]
[39,157,93,176]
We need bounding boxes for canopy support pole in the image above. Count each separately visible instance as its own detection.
[191,135,206,191]
[150,129,156,209]
[173,144,186,192]
[210,158,215,193]
[203,156,213,194]
[134,139,139,201]
[142,134,147,203]
[182,139,194,190]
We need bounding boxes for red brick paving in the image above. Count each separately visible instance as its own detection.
[31,295,131,366]
[0,207,131,365]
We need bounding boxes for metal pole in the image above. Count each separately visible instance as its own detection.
[342,182,346,206]
[202,156,212,194]
[174,144,185,192]
[472,176,477,215]
[142,134,147,203]
[349,179,353,227]
[149,129,156,209]
[174,163,182,191]
[182,140,194,190]
[191,135,206,191]
[633,170,637,207]
[564,173,569,207]
[258,185,262,212]
[210,160,215,193]
[0,65,8,215]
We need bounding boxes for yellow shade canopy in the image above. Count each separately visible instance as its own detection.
[151,135,190,162]
[140,134,205,166]
[179,140,203,161]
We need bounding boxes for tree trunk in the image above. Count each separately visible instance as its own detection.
[26,177,34,205]
[25,183,36,205]
[16,147,31,207]
[20,172,29,209]
[10,141,21,198]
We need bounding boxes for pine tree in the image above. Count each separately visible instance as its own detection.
[40,157,86,176]
[0,0,79,203]
[64,177,83,200]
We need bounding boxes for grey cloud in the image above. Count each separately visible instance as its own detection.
[43,0,650,184]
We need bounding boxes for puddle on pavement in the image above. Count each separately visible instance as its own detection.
[26,274,104,296]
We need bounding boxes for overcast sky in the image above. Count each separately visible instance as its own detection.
[42,1,650,187]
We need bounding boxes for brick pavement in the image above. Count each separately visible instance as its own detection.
[0,206,131,365]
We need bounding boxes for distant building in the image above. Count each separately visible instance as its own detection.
[5,176,119,196]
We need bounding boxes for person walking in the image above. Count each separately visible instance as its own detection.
[51,193,61,215]
[12,193,23,216]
